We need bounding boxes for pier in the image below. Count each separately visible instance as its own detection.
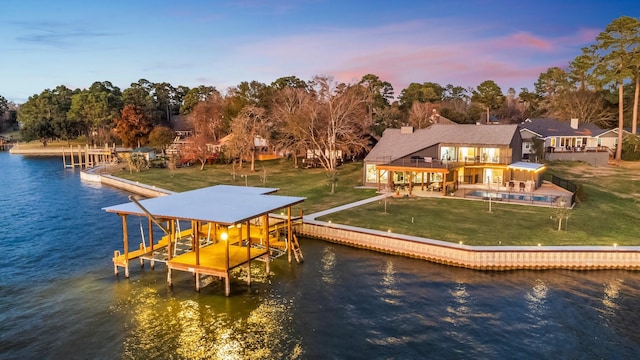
[62,144,118,168]
[103,185,305,296]
[0,138,12,151]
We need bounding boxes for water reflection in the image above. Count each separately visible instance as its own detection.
[379,260,401,304]
[602,279,622,312]
[525,278,548,314]
[445,281,471,326]
[114,274,302,359]
[320,247,336,284]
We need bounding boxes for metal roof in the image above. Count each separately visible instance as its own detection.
[507,161,545,172]
[103,185,305,225]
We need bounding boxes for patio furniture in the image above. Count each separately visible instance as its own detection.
[509,181,515,191]
[519,182,525,192]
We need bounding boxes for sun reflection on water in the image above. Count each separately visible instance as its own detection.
[113,275,303,359]
[600,278,623,320]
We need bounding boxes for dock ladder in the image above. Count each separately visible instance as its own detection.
[291,233,304,263]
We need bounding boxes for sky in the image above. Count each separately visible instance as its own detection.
[0,0,638,104]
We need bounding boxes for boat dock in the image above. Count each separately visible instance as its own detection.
[103,185,305,296]
[63,144,118,168]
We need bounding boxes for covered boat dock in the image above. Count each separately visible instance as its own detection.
[103,185,305,295]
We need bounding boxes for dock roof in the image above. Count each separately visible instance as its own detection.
[103,185,305,225]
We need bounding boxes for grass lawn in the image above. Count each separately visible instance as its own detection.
[113,158,640,247]
[113,159,378,215]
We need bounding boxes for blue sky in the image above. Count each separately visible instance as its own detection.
[0,0,637,103]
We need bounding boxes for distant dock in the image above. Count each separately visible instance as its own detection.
[10,143,120,168]
[0,139,12,151]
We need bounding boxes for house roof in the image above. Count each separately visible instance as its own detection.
[132,147,155,153]
[519,118,611,138]
[364,124,519,162]
[103,185,305,225]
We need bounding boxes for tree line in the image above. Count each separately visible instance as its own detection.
[7,16,640,164]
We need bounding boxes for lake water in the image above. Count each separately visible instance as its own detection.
[1,151,640,359]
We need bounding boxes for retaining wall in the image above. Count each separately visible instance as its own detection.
[301,221,640,270]
[80,169,173,198]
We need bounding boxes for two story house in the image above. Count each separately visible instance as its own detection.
[363,124,543,195]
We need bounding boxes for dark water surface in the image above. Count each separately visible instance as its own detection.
[1,152,639,359]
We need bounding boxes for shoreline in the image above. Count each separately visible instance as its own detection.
[81,165,640,271]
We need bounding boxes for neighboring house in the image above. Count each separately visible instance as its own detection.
[215,134,282,161]
[519,118,620,166]
[130,147,157,161]
[364,124,542,194]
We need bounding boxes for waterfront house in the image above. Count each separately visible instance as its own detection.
[131,147,157,161]
[519,118,620,165]
[363,124,545,194]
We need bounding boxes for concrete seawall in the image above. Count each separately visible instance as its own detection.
[80,167,174,198]
[300,220,640,270]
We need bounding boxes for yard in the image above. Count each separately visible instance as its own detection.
[113,158,640,247]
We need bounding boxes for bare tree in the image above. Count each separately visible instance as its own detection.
[549,89,615,127]
[408,102,440,128]
[227,105,268,172]
[307,76,371,193]
[271,87,314,167]
[181,134,214,170]
[189,93,225,143]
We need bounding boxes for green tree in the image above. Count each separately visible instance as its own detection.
[68,81,122,145]
[0,95,7,120]
[568,47,600,91]
[148,125,176,153]
[18,86,78,145]
[150,82,176,125]
[122,79,155,123]
[471,80,504,123]
[518,87,543,119]
[271,76,308,91]
[180,86,218,115]
[594,16,640,160]
[358,74,394,134]
[398,82,444,112]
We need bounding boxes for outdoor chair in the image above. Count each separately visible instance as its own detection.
[519,182,525,192]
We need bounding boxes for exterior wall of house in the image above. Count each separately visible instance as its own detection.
[598,132,618,150]
[509,132,522,162]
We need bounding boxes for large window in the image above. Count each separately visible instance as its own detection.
[479,147,500,163]
[440,146,456,161]
[365,164,387,183]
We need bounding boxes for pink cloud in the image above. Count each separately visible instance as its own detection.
[210,19,594,97]
[503,32,553,51]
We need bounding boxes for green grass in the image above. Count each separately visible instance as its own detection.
[113,159,640,247]
[113,159,378,215]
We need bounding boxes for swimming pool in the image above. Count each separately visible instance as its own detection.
[468,190,558,204]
